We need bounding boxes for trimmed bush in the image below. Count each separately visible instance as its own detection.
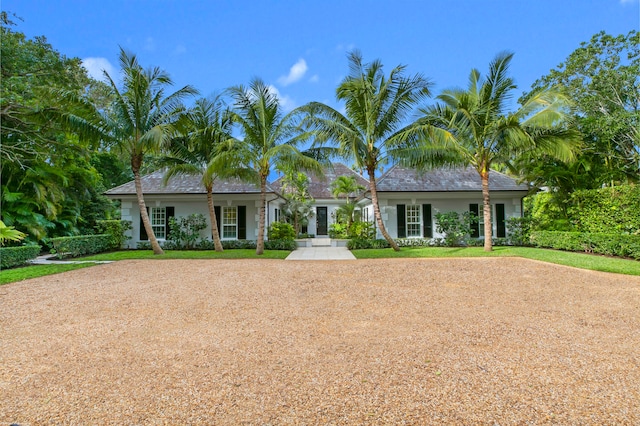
[51,234,112,258]
[268,222,296,241]
[96,220,132,249]
[347,238,391,250]
[569,185,640,234]
[264,239,297,250]
[0,245,42,269]
[530,231,640,260]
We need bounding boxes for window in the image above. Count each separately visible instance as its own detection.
[222,206,237,239]
[406,205,421,237]
[151,207,166,239]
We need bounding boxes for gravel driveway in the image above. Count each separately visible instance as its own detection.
[2,258,639,424]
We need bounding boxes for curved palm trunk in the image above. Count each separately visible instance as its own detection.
[206,185,224,252]
[368,168,400,251]
[481,170,493,252]
[256,176,267,255]
[132,160,164,255]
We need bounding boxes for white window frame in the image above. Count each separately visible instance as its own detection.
[222,206,237,240]
[150,207,166,239]
[406,204,422,238]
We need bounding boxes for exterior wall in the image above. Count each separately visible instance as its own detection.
[115,194,267,248]
[374,192,524,240]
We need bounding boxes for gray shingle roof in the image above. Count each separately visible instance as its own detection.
[271,162,369,199]
[375,165,529,192]
[104,169,268,195]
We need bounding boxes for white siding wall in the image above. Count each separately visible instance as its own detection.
[375,193,523,240]
[119,195,265,248]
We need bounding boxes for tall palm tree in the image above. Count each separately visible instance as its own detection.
[330,175,365,227]
[161,96,242,252]
[412,52,581,251]
[223,78,321,255]
[301,51,432,251]
[102,48,198,255]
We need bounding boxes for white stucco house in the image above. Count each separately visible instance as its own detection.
[104,163,529,248]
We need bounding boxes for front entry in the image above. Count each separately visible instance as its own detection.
[316,207,328,236]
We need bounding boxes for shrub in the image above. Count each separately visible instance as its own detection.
[268,222,296,241]
[347,238,391,250]
[530,231,640,260]
[96,220,132,249]
[0,245,42,269]
[221,239,256,250]
[395,238,434,248]
[435,211,477,246]
[328,222,348,239]
[264,239,297,250]
[347,221,376,239]
[50,235,112,258]
[167,214,207,249]
[506,217,533,246]
[569,185,640,234]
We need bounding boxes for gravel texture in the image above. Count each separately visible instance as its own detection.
[2,258,639,425]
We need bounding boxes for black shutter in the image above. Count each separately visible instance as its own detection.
[140,207,149,240]
[496,203,506,238]
[422,204,433,238]
[165,207,175,239]
[238,206,246,240]
[470,204,480,238]
[397,204,406,238]
[214,206,221,237]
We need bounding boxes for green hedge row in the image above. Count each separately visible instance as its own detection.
[569,185,640,234]
[96,220,132,249]
[139,239,297,251]
[0,245,42,269]
[51,234,112,259]
[530,231,640,260]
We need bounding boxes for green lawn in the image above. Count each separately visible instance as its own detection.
[352,246,640,275]
[0,263,94,285]
[81,249,291,261]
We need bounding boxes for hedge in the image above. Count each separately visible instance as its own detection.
[96,220,132,249]
[0,245,42,269]
[569,185,640,234]
[139,239,297,251]
[50,234,112,259]
[530,231,640,260]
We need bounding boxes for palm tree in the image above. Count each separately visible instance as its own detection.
[412,52,581,251]
[330,175,365,227]
[301,51,432,251]
[161,96,241,252]
[102,47,198,255]
[224,78,321,255]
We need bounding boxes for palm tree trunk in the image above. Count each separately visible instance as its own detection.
[256,176,267,255]
[206,186,223,252]
[133,161,164,255]
[481,170,493,252]
[368,168,400,251]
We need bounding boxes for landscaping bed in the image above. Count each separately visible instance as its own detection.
[1,258,639,424]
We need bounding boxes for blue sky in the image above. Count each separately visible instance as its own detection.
[4,0,639,113]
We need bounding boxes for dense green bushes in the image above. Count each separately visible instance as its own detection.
[530,231,640,260]
[0,245,42,269]
[268,222,296,241]
[96,220,132,249]
[138,238,296,251]
[51,235,112,258]
[569,185,640,234]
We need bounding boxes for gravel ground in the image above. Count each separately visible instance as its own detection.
[2,258,639,425]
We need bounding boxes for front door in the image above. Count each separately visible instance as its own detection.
[316,207,328,236]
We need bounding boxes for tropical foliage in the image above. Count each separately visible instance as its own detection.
[301,51,433,251]
[101,47,198,254]
[223,78,321,254]
[412,52,581,251]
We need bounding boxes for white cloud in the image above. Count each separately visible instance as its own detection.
[620,0,638,4]
[82,57,116,82]
[277,58,308,86]
[309,74,319,83]
[267,85,296,111]
[144,36,156,51]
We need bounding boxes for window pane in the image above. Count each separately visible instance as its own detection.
[150,208,166,239]
[406,205,421,237]
[222,207,237,239]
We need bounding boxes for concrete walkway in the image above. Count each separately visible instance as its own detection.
[285,238,356,260]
